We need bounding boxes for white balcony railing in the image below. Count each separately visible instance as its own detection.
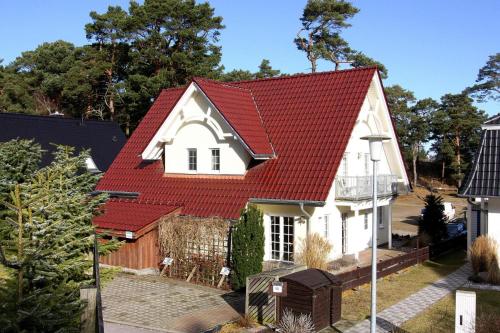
[335,175,398,201]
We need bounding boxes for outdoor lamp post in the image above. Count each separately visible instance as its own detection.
[361,134,391,333]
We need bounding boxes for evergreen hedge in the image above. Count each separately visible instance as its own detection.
[231,204,264,290]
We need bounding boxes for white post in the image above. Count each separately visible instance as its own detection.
[370,160,378,333]
[387,203,392,249]
[455,290,476,333]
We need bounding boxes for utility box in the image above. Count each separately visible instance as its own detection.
[455,290,476,333]
[279,268,342,331]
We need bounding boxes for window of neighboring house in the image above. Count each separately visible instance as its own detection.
[211,148,220,171]
[364,212,369,230]
[378,207,384,228]
[188,148,197,171]
[270,216,295,262]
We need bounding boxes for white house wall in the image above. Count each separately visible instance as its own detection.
[163,92,251,174]
[487,198,500,261]
[144,84,252,175]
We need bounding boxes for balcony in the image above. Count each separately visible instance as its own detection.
[335,175,398,201]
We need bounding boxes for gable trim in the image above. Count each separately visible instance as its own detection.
[141,82,274,161]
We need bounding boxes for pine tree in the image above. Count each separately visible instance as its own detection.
[419,194,447,244]
[231,204,264,290]
[0,143,118,332]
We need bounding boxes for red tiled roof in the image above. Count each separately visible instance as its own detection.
[93,198,179,232]
[193,78,274,156]
[96,67,378,230]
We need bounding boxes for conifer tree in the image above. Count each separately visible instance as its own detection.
[0,142,118,332]
[231,204,264,290]
[419,194,447,244]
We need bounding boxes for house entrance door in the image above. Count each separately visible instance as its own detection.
[341,213,348,254]
[271,216,295,262]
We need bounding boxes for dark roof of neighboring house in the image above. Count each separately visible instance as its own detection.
[485,114,500,125]
[96,67,388,231]
[0,113,126,171]
[461,115,500,197]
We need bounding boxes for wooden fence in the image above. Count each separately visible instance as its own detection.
[337,246,430,291]
[245,265,306,324]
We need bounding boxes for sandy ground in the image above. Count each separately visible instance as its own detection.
[392,187,467,236]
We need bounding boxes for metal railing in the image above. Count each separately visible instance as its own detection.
[335,174,398,201]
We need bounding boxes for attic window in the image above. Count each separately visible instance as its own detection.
[211,148,220,171]
[188,148,197,171]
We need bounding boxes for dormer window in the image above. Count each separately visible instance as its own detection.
[211,148,220,171]
[188,148,197,171]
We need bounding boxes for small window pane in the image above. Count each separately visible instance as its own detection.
[188,149,197,171]
[364,213,368,230]
[211,148,220,171]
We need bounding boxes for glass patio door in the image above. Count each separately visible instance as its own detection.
[271,216,294,262]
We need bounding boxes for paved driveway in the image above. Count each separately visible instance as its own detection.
[102,274,244,333]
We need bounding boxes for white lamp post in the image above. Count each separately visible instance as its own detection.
[361,134,391,333]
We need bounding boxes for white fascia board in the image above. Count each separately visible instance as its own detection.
[141,84,196,160]
[482,124,500,130]
[371,72,410,187]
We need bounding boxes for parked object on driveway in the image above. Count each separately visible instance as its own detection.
[420,201,455,220]
[446,221,467,240]
[279,268,342,331]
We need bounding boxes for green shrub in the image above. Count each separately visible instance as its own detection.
[231,204,265,290]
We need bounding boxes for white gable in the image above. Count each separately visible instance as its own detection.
[338,73,409,184]
[142,83,251,175]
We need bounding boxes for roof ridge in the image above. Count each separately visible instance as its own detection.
[0,112,118,124]
[192,77,253,93]
[231,66,378,84]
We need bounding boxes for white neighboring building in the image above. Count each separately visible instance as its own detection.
[95,67,410,269]
[461,114,500,261]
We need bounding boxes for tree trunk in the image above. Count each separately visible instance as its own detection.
[455,133,462,188]
[412,144,418,187]
[335,62,340,71]
[310,56,317,73]
[441,160,445,181]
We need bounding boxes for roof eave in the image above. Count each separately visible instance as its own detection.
[249,198,326,207]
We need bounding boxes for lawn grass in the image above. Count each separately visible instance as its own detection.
[341,249,467,323]
[401,290,500,332]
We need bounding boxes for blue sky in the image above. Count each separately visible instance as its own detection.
[1,0,498,115]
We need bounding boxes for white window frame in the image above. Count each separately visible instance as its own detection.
[270,215,295,262]
[188,148,197,171]
[210,148,220,171]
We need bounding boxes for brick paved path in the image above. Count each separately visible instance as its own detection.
[102,274,243,333]
[343,263,472,333]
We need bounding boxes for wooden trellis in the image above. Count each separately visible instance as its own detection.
[158,215,232,289]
